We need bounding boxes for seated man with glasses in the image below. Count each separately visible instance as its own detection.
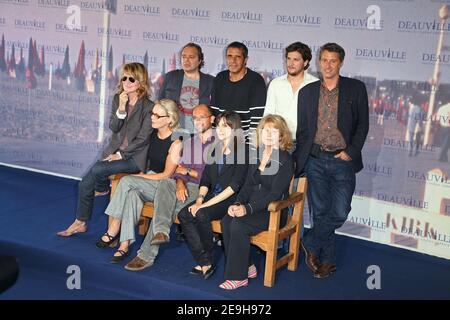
[124,104,216,270]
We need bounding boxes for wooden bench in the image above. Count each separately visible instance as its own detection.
[109,174,307,287]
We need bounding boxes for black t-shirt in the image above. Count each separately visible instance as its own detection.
[146,130,173,173]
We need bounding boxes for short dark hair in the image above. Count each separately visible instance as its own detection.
[181,42,205,69]
[319,42,345,62]
[215,111,242,130]
[226,41,248,59]
[214,111,245,150]
[285,42,312,70]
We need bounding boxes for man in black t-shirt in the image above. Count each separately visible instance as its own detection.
[211,41,267,143]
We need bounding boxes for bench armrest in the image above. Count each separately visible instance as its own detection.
[109,173,131,196]
[109,173,130,181]
[268,192,305,212]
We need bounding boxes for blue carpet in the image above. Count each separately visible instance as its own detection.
[0,165,449,300]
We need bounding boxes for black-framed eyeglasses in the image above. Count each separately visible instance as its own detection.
[151,112,169,119]
[121,76,136,83]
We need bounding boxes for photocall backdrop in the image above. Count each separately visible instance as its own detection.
[0,0,449,259]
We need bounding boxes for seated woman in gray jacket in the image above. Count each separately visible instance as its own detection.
[58,63,154,237]
[219,114,294,290]
[178,111,248,279]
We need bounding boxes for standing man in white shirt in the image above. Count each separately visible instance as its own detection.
[264,42,319,144]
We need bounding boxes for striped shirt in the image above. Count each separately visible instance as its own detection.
[211,68,267,140]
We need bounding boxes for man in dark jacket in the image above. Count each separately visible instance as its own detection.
[158,42,214,133]
[294,43,369,279]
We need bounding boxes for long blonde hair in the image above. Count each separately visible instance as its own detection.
[117,62,151,98]
[255,114,293,151]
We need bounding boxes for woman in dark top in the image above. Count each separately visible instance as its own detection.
[96,99,182,263]
[178,111,248,279]
[219,114,294,290]
[57,63,154,237]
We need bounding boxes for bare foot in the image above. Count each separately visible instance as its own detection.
[57,220,87,237]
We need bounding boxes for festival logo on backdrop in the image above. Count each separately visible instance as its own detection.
[37,0,70,9]
[171,7,211,20]
[274,12,322,28]
[142,31,180,44]
[123,3,160,16]
[220,10,263,24]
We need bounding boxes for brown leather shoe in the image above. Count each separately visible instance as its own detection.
[150,232,169,245]
[124,256,153,271]
[313,263,337,279]
[300,241,321,272]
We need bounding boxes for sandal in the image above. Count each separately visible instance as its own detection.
[96,232,118,248]
[110,249,129,264]
[190,266,203,275]
[202,265,216,280]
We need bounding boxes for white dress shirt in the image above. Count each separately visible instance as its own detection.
[264,72,319,139]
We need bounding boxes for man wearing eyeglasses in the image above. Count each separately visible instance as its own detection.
[158,43,214,133]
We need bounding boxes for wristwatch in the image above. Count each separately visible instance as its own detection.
[186,167,191,175]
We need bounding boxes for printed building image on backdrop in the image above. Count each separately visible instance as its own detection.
[0,0,449,260]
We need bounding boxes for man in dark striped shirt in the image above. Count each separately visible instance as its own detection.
[211,41,267,143]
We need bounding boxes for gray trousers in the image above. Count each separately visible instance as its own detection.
[105,174,160,245]
[137,178,199,263]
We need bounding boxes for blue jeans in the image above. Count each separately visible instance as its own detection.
[76,158,140,221]
[302,154,355,264]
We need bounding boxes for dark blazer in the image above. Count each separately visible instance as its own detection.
[102,94,154,172]
[294,76,369,175]
[236,149,294,215]
[158,69,214,105]
[200,146,249,196]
